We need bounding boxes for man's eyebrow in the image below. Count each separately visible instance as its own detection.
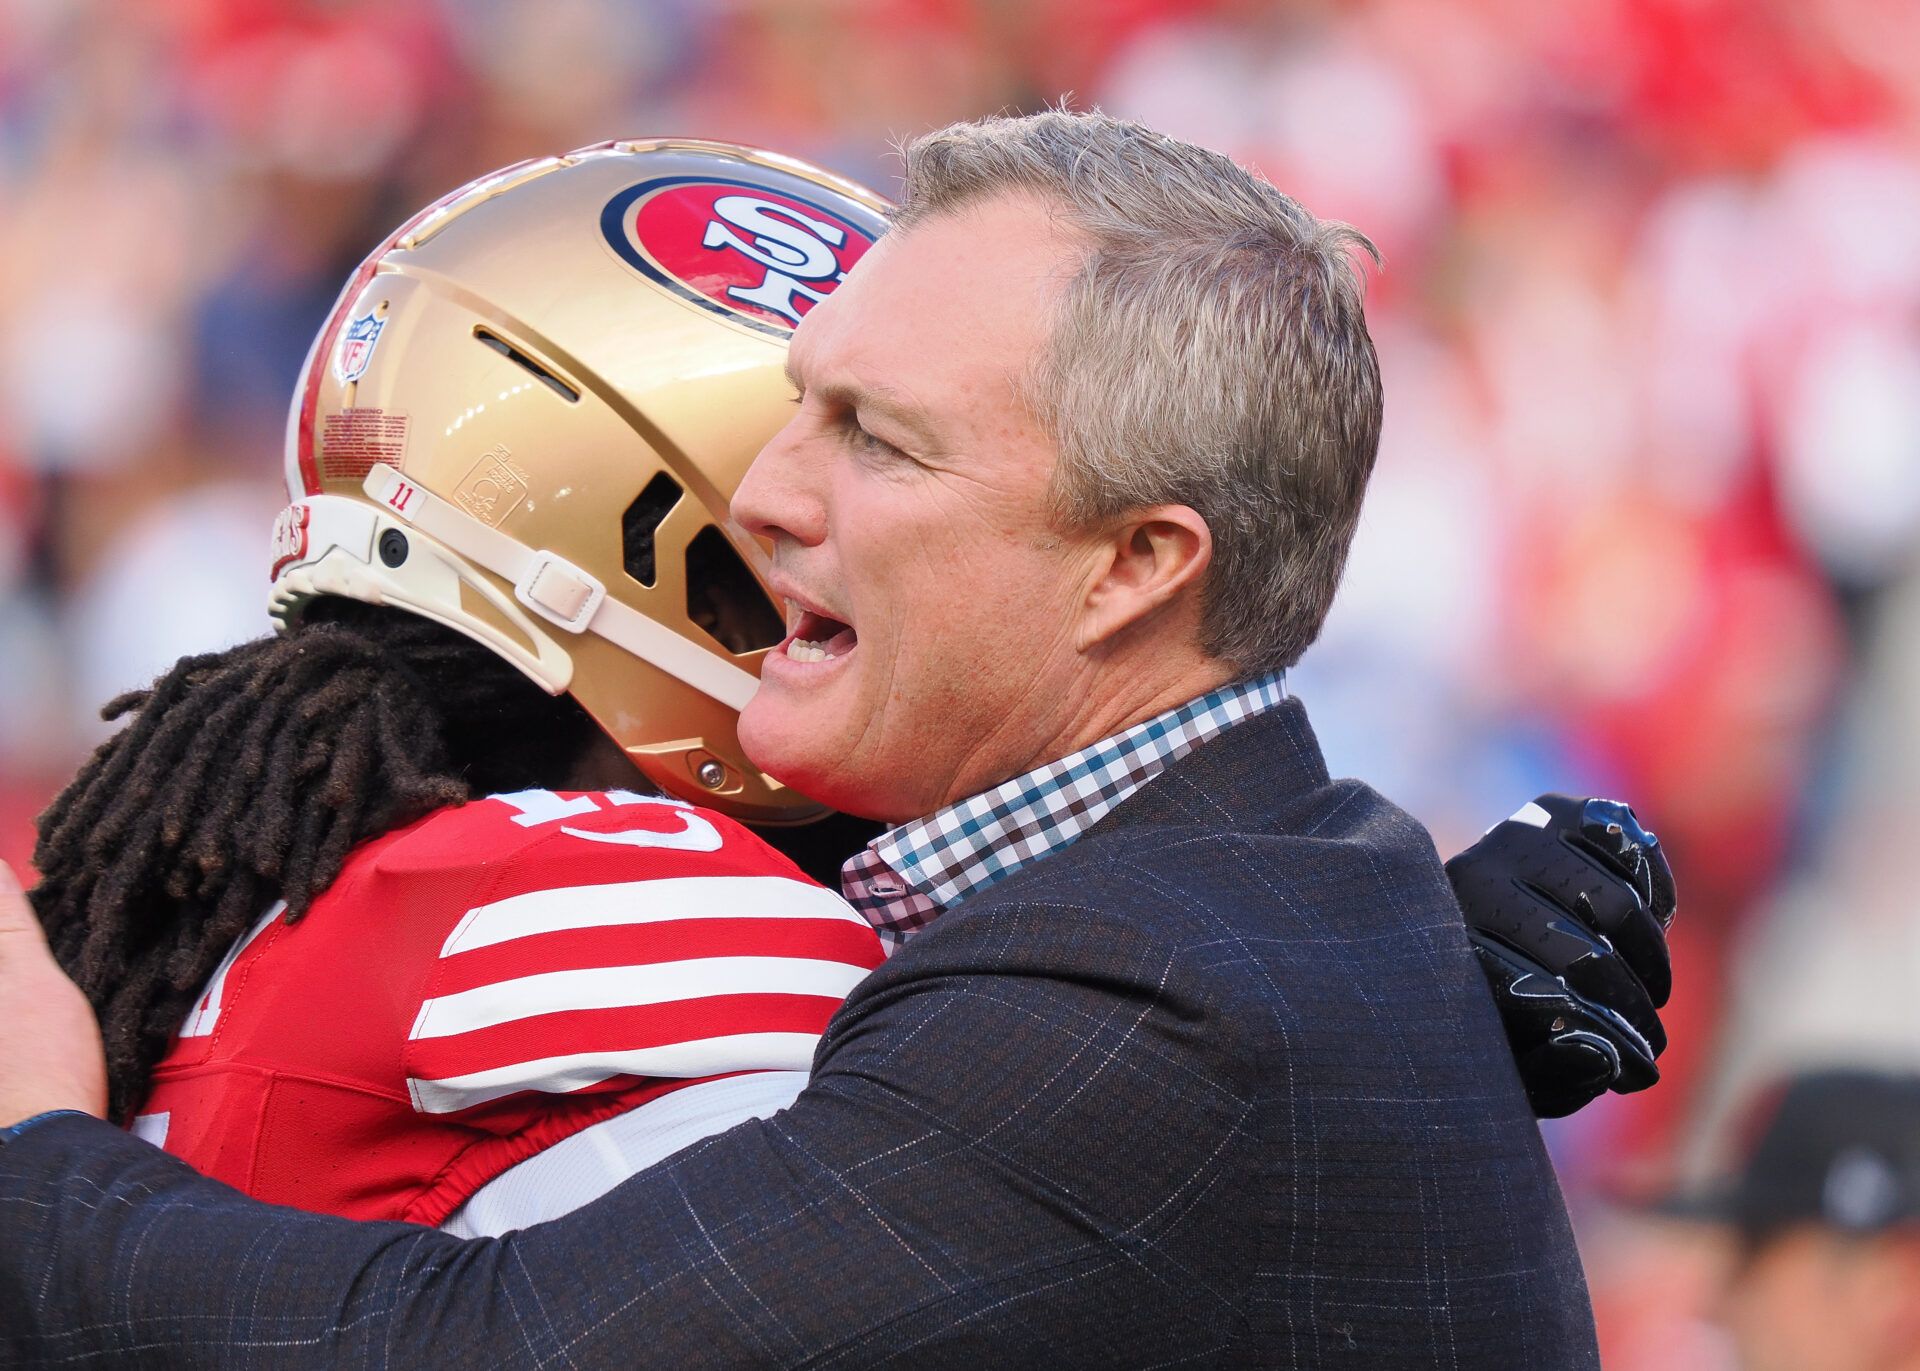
[794,368,939,446]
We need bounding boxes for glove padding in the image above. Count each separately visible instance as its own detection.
[1447,794,1677,1119]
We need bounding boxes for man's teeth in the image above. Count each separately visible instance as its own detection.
[785,638,836,662]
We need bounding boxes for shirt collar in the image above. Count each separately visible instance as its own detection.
[841,671,1288,947]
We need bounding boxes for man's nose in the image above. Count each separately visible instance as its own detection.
[733,413,826,547]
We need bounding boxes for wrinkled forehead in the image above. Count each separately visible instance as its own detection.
[789,195,1083,412]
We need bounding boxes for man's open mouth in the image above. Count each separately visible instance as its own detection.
[784,608,857,663]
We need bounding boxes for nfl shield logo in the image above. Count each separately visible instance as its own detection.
[335,312,386,383]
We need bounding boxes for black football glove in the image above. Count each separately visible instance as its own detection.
[1447,794,1678,1119]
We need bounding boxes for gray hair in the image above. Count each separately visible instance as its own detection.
[897,110,1383,675]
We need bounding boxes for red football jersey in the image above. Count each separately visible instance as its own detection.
[134,788,885,1226]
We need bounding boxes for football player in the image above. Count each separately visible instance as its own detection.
[27,141,1675,1236]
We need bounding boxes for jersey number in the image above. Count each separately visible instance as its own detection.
[490,790,724,853]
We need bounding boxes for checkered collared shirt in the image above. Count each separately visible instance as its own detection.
[841,671,1288,947]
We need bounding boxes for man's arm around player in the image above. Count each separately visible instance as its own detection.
[0,702,1602,1369]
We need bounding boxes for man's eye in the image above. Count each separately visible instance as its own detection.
[843,419,901,458]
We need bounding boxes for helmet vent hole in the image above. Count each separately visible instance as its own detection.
[621,474,683,586]
[686,527,784,654]
[473,328,580,403]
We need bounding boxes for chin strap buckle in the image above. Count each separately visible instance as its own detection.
[357,462,758,710]
[514,550,606,634]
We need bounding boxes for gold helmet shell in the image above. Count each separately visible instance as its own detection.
[269,139,892,822]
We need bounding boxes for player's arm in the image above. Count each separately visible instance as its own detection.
[1449,794,1678,1118]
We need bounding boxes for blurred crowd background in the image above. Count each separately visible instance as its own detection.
[3,0,1917,1364]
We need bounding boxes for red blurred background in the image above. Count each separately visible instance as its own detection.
[4,3,1917,1364]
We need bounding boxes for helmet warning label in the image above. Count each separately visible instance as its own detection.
[321,409,410,481]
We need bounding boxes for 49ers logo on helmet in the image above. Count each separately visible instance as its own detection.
[601,177,879,336]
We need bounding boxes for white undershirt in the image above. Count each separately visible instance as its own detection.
[438,1070,810,1237]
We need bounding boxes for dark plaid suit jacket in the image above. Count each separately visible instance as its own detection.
[0,698,1599,1368]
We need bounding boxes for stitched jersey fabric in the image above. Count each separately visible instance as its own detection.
[0,700,1598,1368]
[134,788,884,1226]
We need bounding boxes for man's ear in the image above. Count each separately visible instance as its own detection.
[1075,505,1213,652]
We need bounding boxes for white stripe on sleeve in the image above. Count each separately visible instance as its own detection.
[408,956,870,1041]
[440,875,867,956]
[406,1031,822,1114]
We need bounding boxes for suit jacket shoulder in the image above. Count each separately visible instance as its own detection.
[841,697,1600,1368]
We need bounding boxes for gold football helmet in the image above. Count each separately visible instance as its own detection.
[269,139,892,822]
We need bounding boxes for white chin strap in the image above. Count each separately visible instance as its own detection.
[273,464,759,712]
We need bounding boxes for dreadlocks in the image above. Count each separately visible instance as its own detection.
[30,600,605,1122]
